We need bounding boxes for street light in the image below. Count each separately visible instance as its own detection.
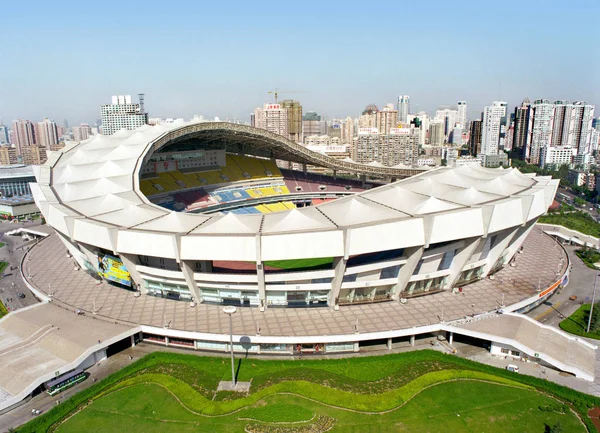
[223,305,237,386]
[587,272,599,333]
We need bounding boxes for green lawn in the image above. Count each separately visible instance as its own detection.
[0,300,7,319]
[539,211,600,238]
[560,304,600,340]
[576,248,600,269]
[17,351,600,433]
[0,261,8,274]
[56,380,583,433]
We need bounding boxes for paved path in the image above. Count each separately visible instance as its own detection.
[23,227,567,338]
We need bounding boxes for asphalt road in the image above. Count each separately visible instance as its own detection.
[0,220,44,313]
[557,186,599,219]
[527,243,597,327]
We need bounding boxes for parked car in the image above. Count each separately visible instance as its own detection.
[506,364,520,373]
[569,295,578,301]
[17,292,25,299]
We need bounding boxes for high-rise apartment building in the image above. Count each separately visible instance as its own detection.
[35,118,59,148]
[253,104,288,138]
[376,106,398,135]
[480,101,507,155]
[11,119,36,155]
[550,101,594,155]
[530,99,554,165]
[429,121,445,146]
[100,95,148,136]
[358,104,378,129]
[457,101,467,128]
[280,99,303,143]
[397,96,410,124]
[341,117,355,144]
[408,112,429,146]
[302,112,326,141]
[512,98,533,160]
[0,125,9,144]
[0,145,17,166]
[352,127,418,167]
[469,120,483,156]
[435,108,459,139]
[21,145,47,165]
[73,124,93,142]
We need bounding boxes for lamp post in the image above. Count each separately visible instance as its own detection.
[223,306,237,386]
[587,272,599,334]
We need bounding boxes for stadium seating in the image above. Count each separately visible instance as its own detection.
[143,155,286,198]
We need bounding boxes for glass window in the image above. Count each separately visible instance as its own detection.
[380,264,401,279]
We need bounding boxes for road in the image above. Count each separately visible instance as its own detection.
[0,220,44,313]
[527,243,597,328]
[556,186,599,220]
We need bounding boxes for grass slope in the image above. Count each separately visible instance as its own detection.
[539,211,600,238]
[16,351,600,433]
[57,380,583,433]
[560,304,600,340]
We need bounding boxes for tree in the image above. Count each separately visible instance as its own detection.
[550,421,563,433]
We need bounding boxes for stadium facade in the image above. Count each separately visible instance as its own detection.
[31,120,559,311]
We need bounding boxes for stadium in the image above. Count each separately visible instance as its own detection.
[2,119,595,414]
[31,120,558,310]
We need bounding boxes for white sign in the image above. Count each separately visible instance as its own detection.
[358,127,378,135]
[389,128,410,135]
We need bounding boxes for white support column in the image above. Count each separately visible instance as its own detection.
[482,226,522,276]
[393,246,424,300]
[181,260,203,303]
[445,237,483,289]
[257,263,266,312]
[410,335,415,346]
[387,338,392,350]
[353,341,359,352]
[120,253,145,292]
[448,332,454,345]
[256,234,266,311]
[502,221,537,264]
[130,335,136,347]
[329,256,347,310]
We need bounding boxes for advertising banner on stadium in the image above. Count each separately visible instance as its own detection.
[98,253,131,286]
[155,160,177,173]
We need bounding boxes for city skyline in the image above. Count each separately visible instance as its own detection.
[0,0,598,125]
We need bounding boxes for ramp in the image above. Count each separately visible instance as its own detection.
[448,312,597,381]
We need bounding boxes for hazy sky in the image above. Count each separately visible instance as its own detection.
[1,0,598,126]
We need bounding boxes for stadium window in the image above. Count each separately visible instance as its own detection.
[501,348,509,354]
[380,264,401,279]
[342,274,357,283]
[412,259,424,275]
[438,250,456,271]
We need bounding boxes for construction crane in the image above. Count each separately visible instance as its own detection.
[268,89,305,104]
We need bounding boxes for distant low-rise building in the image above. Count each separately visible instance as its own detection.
[0,146,18,166]
[539,145,576,169]
[479,153,509,168]
[567,170,596,190]
[21,145,47,165]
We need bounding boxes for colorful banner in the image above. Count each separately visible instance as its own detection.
[98,253,131,286]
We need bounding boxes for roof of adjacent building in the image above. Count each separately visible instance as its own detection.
[0,164,35,180]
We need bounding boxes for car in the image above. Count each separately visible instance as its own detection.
[17,292,25,299]
[506,364,520,373]
[569,295,578,301]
